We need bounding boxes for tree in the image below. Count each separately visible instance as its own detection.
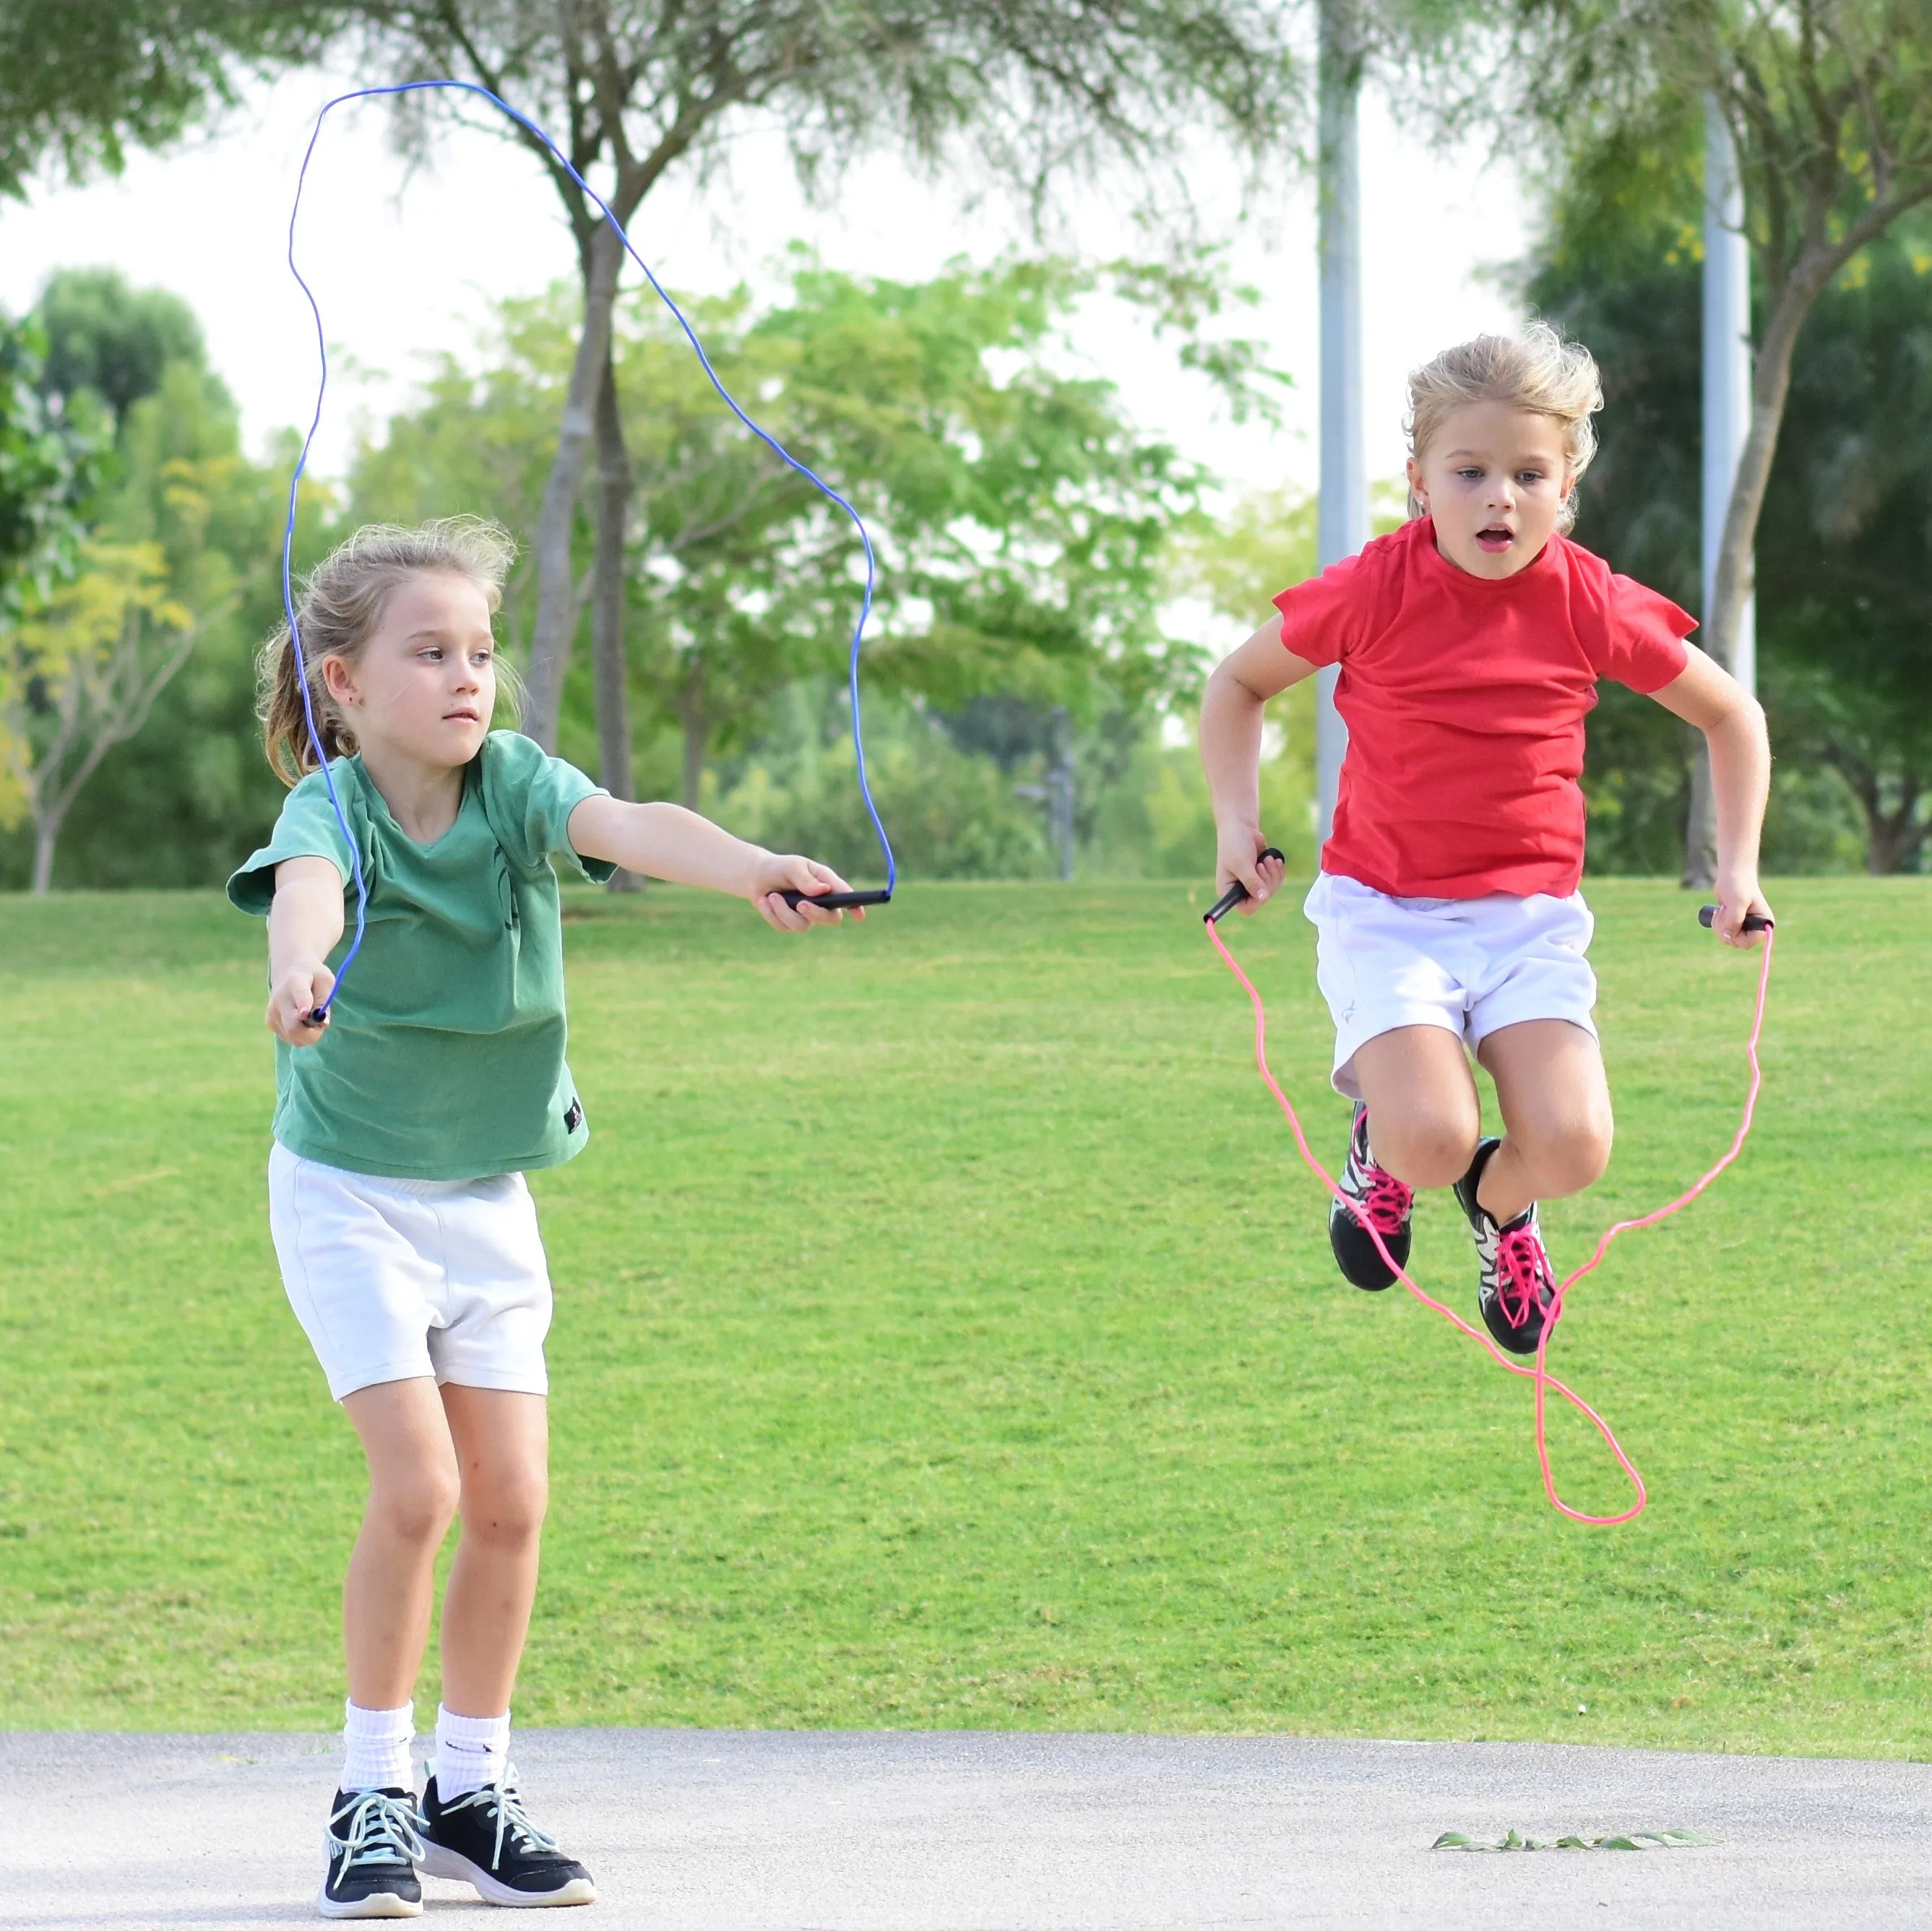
[35,268,207,426]
[1755,237,1932,871]
[0,278,303,893]
[0,538,212,892]
[0,310,103,851]
[0,1,340,200]
[1486,0,1932,882]
[1525,127,1932,873]
[0,314,99,623]
[349,255,1235,839]
[324,0,1295,778]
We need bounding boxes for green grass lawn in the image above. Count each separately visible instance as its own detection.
[1,876,1928,1755]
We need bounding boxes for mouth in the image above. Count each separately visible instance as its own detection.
[1475,524,1514,553]
[444,707,481,724]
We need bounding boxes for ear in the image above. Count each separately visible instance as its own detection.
[321,655,361,708]
[1405,454,1427,510]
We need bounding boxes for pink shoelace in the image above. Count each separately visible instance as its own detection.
[1205,915,1775,1526]
[1494,1224,1553,1330]
[1359,1165,1414,1236]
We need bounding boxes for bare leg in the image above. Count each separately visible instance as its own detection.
[340,1378,462,1709]
[1348,1024,1483,1191]
[1474,1019,1614,1225]
[437,1386,549,1718]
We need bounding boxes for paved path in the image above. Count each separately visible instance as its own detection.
[2,1729,1928,1929]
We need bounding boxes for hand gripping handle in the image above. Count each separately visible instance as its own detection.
[1699,904,1774,933]
[1204,848,1286,925]
[778,887,894,910]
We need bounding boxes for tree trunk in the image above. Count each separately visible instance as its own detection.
[1683,260,1824,886]
[679,662,707,811]
[523,221,626,748]
[1864,777,1925,875]
[590,345,644,891]
[30,810,59,895]
[1047,704,1075,881]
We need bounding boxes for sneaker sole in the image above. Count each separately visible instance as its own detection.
[419,1843,597,1907]
[1479,1297,1547,1356]
[1327,1200,1407,1291]
[316,1884,422,1919]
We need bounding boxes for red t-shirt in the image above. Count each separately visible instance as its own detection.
[1275,517,1694,899]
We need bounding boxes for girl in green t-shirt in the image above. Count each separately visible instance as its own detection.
[233,517,861,1918]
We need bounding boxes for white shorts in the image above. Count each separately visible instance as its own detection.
[1303,872,1598,1100]
[268,1143,553,1402]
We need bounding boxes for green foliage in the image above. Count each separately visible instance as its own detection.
[3,877,1929,1753]
[346,0,1295,233]
[0,278,315,889]
[1755,241,1932,873]
[36,267,207,425]
[351,255,1227,857]
[0,251,1264,889]
[0,311,100,623]
[709,690,1053,883]
[0,1,341,199]
[1526,150,1932,873]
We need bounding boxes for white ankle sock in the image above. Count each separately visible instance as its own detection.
[434,1704,510,1799]
[342,1699,415,1793]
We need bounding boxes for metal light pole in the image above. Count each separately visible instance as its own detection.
[1702,93,1755,696]
[1316,0,1366,845]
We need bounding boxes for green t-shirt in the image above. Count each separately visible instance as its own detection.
[228,730,614,1180]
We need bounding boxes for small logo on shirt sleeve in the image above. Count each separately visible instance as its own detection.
[563,1097,585,1133]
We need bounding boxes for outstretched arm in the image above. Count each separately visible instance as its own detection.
[566,795,861,933]
[266,855,347,1045]
[1649,643,1774,949]
[1199,616,1319,915]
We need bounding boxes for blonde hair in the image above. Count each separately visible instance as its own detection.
[1405,322,1604,532]
[257,517,519,786]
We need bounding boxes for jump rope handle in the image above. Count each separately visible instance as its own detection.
[778,887,894,911]
[1699,904,1774,933]
[1204,849,1287,925]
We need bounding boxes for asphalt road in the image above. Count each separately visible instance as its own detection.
[2,1728,1928,1928]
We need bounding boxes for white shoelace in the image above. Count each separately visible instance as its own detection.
[439,1767,562,1872]
[327,1788,425,1876]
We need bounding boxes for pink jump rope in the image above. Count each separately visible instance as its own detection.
[1204,851,1774,1526]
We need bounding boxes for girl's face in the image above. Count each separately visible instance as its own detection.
[1407,400,1574,579]
[324,571,498,771]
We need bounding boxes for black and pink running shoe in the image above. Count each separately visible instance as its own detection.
[1454,1138,1558,1354]
[1329,1102,1414,1291]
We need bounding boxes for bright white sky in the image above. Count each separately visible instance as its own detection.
[0,62,1535,499]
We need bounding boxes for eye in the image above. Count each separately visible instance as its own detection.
[1457,467,1483,481]
[1518,470,1545,485]
[420,645,444,662]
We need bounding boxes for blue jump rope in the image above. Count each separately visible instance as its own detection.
[281,80,897,1023]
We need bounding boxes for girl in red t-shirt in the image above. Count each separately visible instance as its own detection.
[1199,324,1772,1353]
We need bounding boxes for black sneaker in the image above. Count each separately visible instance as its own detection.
[419,1769,597,1908]
[1329,1102,1414,1290]
[1454,1138,1558,1355]
[319,1787,423,1919]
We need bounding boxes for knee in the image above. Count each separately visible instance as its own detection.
[463,1467,549,1548]
[1524,1114,1614,1199]
[1371,1109,1480,1191]
[371,1462,462,1549]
